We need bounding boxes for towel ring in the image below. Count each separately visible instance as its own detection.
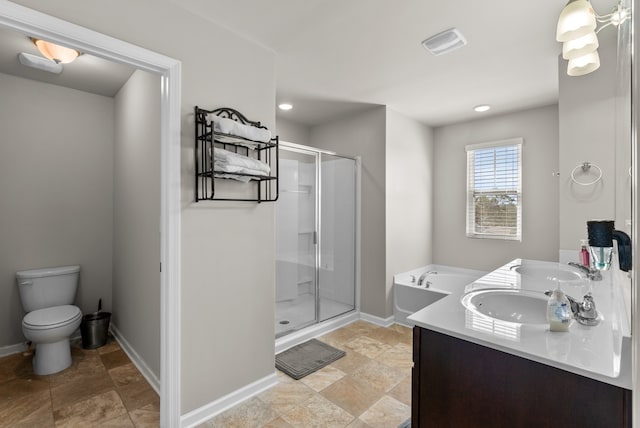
[570,162,602,186]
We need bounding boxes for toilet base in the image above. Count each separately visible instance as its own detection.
[32,339,72,375]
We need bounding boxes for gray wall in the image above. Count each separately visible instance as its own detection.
[277,117,311,146]
[310,107,387,317]
[385,108,433,316]
[559,34,617,250]
[113,70,161,378]
[305,107,433,319]
[13,0,277,413]
[433,105,560,271]
[0,72,114,347]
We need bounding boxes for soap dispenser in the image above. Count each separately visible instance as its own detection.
[579,239,590,268]
[547,285,571,332]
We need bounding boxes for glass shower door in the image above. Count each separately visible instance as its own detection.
[275,148,318,337]
[319,154,356,321]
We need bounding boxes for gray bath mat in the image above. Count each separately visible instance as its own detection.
[398,419,411,428]
[275,339,345,380]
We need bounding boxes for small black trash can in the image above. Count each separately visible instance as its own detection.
[80,311,111,349]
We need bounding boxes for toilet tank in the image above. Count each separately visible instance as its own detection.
[16,265,80,312]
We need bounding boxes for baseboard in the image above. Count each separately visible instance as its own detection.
[109,323,160,394]
[180,372,278,428]
[0,341,27,358]
[360,312,395,327]
[275,311,359,354]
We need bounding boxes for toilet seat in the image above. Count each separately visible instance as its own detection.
[23,305,82,330]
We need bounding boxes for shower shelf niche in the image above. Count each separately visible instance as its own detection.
[194,106,279,202]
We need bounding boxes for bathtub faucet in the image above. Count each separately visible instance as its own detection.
[417,271,438,287]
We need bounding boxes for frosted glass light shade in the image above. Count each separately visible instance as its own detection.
[567,50,600,76]
[562,31,599,59]
[34,39,79,64]
[556,0,596,42]
[18,52,63,74]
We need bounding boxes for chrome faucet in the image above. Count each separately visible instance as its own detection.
[544,290,600,326]
[568,262,602,281]
[417,270,438,287]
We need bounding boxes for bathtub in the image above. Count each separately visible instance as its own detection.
[394,264,486,326]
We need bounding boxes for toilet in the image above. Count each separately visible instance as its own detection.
[16,265,82,375]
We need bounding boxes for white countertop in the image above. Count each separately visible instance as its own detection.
[408,259,632,389]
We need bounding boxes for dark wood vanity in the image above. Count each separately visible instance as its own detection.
[412,327,632,427]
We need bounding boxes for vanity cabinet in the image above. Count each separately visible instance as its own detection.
[412,327,631,427]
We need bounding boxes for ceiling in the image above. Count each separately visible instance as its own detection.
[175,0,617,127]
[0,26,135,98]
[0,1,620,126]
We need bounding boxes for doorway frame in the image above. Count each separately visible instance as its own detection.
[0,2,182,426]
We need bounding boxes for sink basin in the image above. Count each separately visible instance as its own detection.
[461,289,548,324]
[513,265,583,282]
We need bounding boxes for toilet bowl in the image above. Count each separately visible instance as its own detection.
[22,305,82,375]
[16,265,82,375]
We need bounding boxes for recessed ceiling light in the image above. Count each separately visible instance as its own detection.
[474,104,491,112]
[278,103,293,111]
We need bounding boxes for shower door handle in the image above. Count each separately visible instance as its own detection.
[313,231,317,245]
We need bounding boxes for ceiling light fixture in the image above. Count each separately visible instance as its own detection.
[17,52,63,74]
[278,103,293,111]
[473,104,491,113]
[33,39,80,64]
[556,0,629,76]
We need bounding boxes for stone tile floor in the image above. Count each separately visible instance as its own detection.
[0,337,159,427]
[0,321,411,427]
[200,321,413,428]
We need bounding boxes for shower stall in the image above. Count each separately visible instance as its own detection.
[275,142,358,338]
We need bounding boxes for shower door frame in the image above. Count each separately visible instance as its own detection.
[277,141,361,338]
[276,144,320,335]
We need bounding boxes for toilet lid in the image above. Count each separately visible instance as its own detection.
[23,305,82,329]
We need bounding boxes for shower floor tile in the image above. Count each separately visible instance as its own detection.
[275,294,354,336]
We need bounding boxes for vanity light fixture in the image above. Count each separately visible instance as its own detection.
[278,103,293,111]
[556,0,629,76]
[473,104,491,113]
[33,39,80,64]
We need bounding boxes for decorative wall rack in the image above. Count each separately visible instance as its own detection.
[194,106,279,202]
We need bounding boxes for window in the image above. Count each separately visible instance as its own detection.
[466,138,522,241]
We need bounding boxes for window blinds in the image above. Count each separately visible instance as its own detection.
[466,138,522,241]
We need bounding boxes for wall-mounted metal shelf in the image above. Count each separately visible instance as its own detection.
[194,106,279,202]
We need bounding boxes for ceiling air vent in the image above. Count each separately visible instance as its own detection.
[421,28,467,56]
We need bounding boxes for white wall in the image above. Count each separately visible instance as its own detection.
[385,109,433,316]
[559,34,617,251]
[433,105,560,271]
[277,117,310,146]
[13,0,277,413]
[113,69,161,378]
[310,107,387,317]
[0,72,114,347]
